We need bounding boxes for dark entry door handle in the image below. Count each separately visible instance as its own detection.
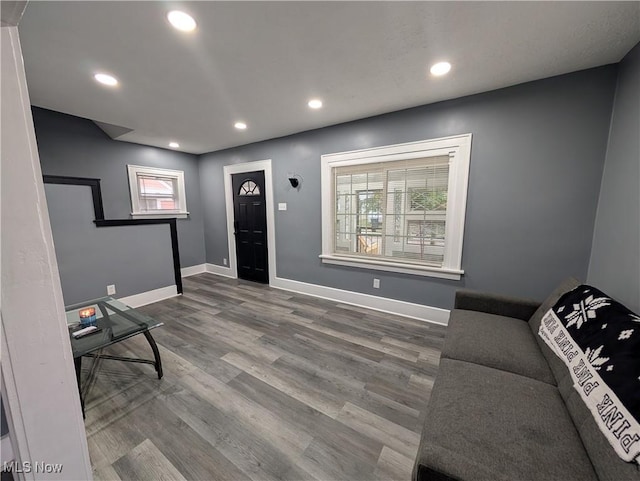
[233,220,239,236]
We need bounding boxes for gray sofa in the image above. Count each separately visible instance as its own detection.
[412,278,640,481]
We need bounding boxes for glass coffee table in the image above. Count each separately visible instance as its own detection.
[66,296,164,416]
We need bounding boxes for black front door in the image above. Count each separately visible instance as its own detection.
[232,171,269,283]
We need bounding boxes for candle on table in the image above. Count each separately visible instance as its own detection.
[79,307,96,325]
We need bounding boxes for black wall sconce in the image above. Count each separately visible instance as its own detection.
[288,174,302,189]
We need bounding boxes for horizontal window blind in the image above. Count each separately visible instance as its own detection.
[333,155,450,267]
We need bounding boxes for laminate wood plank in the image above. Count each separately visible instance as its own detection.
[87,414,146,469]
[172,315,284,364]
[283,316,422,362]
[151,319,232,356]
[188,308,269,340]
[221,351,345,418]
[216,305,283,331]
[408,373,435,393]
[216,282,295,305]
[137,300,202,319]
[240,290,326,317]
[299,437,377,481]
[164,389,311,481]
[336,402,421,459]
[181,289,228,309]
[335,303,446,334]
[179,367,314,456]
[356,389,423,433]
[379,355,441,380]
[270,352,422,431]
[84,368,176,437]
[374,445,414,481]
[381,336,442,364]
[112,439,188,481]
[365,376,430,413]
[227,372,383,462]
[236,281,294,300]
[278,332,417,387]
[138,295,220,317]
[92,462,123,481]
[260,332,383,385]
[283,324,387,362]
[297,310,397,343]
[128,397,247,481]
[150,329,243,383]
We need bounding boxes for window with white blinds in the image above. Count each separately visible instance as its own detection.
[321,134,472,279]
[127,165,189,218]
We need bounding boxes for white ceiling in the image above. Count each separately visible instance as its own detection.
[18,1,640,155]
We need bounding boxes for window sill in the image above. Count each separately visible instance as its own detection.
[131,212,189,219]
[319,254,463,280]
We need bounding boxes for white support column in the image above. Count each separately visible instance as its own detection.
[1,26,93,480]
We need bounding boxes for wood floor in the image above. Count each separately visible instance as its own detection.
[83,273,446,481]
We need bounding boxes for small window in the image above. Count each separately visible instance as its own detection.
[321,134,472,280]
[127,165,189,218]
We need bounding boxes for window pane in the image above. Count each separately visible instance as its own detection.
[332,154,451,268]
[357,233,381,255]
[138,174,179,211]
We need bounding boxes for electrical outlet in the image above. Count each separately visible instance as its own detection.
[223,258,228,266]
[107,284,116,295]
[373,278,380,289]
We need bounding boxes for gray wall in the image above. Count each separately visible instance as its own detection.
[33,107,206,268]
[44,183,175,304]
[200,67,618,309]
[588,43,640,313]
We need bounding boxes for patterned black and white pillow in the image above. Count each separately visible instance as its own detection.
[538,285,640,464]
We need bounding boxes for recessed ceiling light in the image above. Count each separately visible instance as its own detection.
[430,62,452,76]
[94,73,118,87]
[308,99,323,109]
[234,122,247,130]
[169,142,180,149]
[167,11,197,32]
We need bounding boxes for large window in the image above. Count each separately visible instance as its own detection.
[321,134,472,279]
[127,165,189,218]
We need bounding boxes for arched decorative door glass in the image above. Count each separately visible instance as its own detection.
[239,180,260,196]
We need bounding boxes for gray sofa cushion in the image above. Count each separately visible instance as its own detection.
[413,358,598,481]
[441,309,556,385]
[454,289,540,321]
[527,277,581,384]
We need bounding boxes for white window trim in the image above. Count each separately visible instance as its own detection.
[320,133,472,280]
[127,164,189,219]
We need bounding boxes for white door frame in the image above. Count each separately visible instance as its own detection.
[223,160,277,284]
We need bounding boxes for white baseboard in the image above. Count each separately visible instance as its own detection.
[186,268,449,325]
[119,285,179,308]
[270,276,450,325]
[181,264,206,277]
[205,263,236,278]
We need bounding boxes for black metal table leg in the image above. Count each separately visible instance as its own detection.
[143,330,163,379]
[74,356,85,418]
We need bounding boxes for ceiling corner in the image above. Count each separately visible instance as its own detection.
[93,120,134,140]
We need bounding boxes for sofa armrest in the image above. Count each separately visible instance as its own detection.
[454,289,541,321]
